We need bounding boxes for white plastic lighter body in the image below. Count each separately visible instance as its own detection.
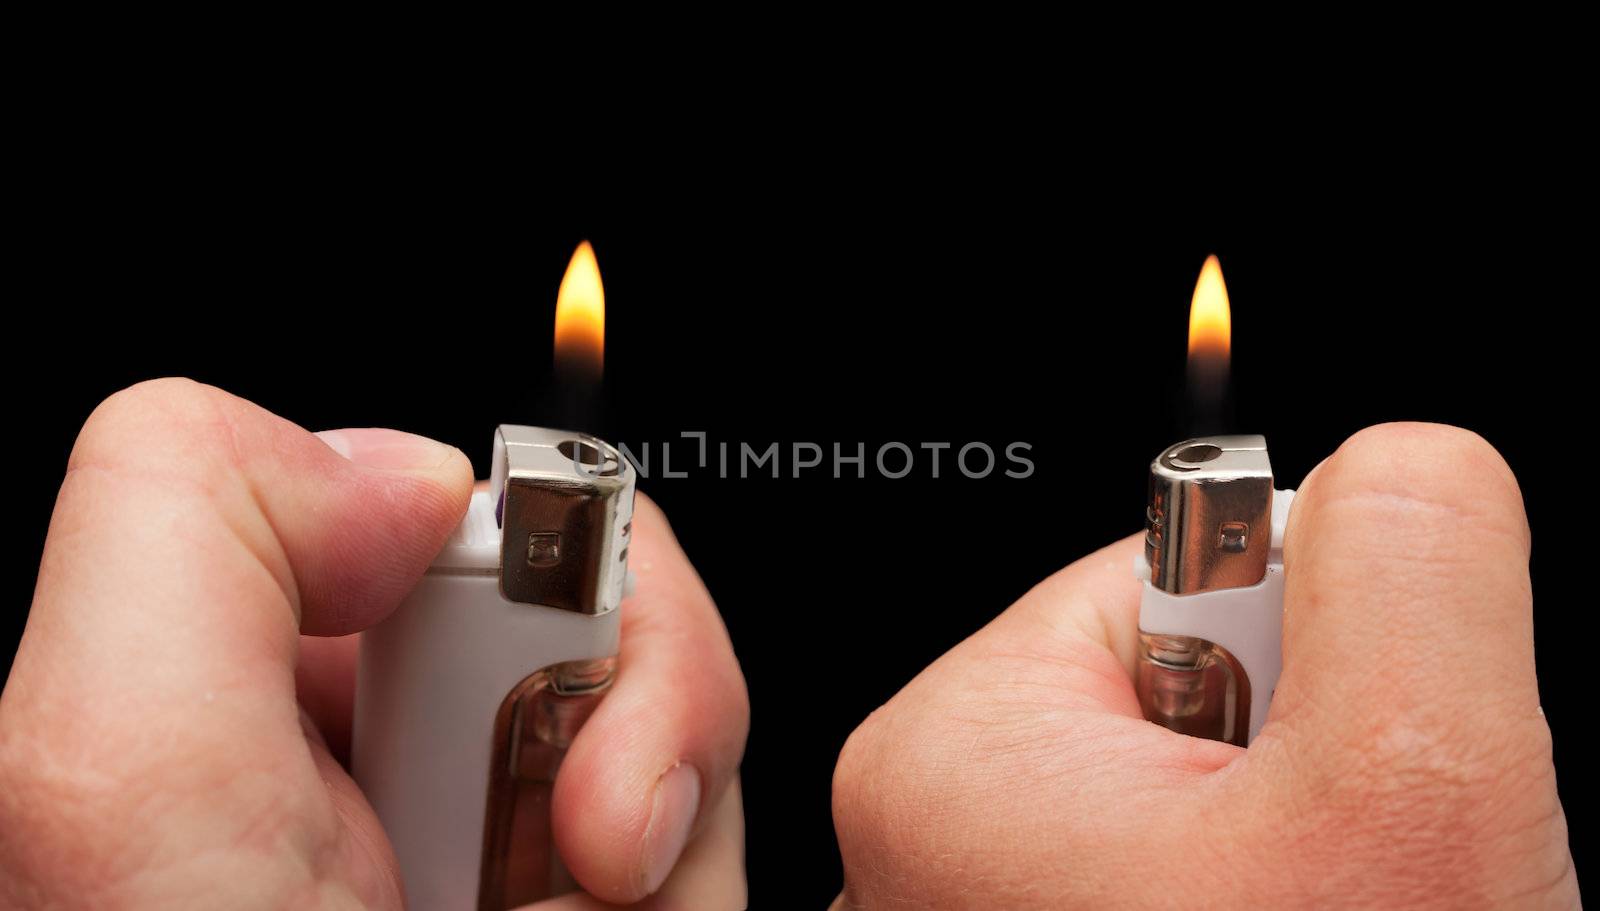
[352,490,623,910]
[1136,488,1295,744]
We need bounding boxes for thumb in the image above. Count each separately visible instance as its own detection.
[7,377,471,752]
[1249,423,1571,901]
[1270,423,1536,749]
[2,379,472,907]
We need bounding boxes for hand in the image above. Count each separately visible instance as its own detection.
[0,379,748,909]
[831,423,1577,909]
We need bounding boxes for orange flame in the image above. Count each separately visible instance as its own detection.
[554,241,604,378]
[1187,254,1231,365]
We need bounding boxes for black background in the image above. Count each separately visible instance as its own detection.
[4,123,1589,903]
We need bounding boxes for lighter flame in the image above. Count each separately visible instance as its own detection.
[1187,254,1231,360]
[554,240,605,374]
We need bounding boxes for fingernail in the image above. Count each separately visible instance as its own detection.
[640,763,701,895]
[315,428,459,471]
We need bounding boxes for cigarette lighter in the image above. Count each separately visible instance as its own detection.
[1134,435,1295,746]
[352,425,636,910]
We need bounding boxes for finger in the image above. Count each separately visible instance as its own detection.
[11,379,471,707]
[967,533,1150,717]
[832,535,1242,908]
[842,532,1239,792]
[998,525,1152,694]
[294,480,497,756]
[522,780,746,911]
[2,379,470,895]
[1270,423,1536,744]
[552,494,750,904]
[942,533,1246,779]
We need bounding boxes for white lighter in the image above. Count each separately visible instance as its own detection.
[352,425,636,910]
[1134,435,1295,746]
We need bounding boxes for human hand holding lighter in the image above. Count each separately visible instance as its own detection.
[831,423,1577,909]
[0,380,749,909]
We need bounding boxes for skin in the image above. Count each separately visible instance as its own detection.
[831,423,1578,909]
[0,379,749,910]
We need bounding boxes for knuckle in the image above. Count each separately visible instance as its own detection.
[832,708,902,858]
[832,699,976,905]
[832,710,884,826]
[84,376,215,429]
[74,378,237,471]
[832,712,899,900]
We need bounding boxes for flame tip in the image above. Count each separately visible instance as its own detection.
[554,239,606,374]
[1186,253,1232,361]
